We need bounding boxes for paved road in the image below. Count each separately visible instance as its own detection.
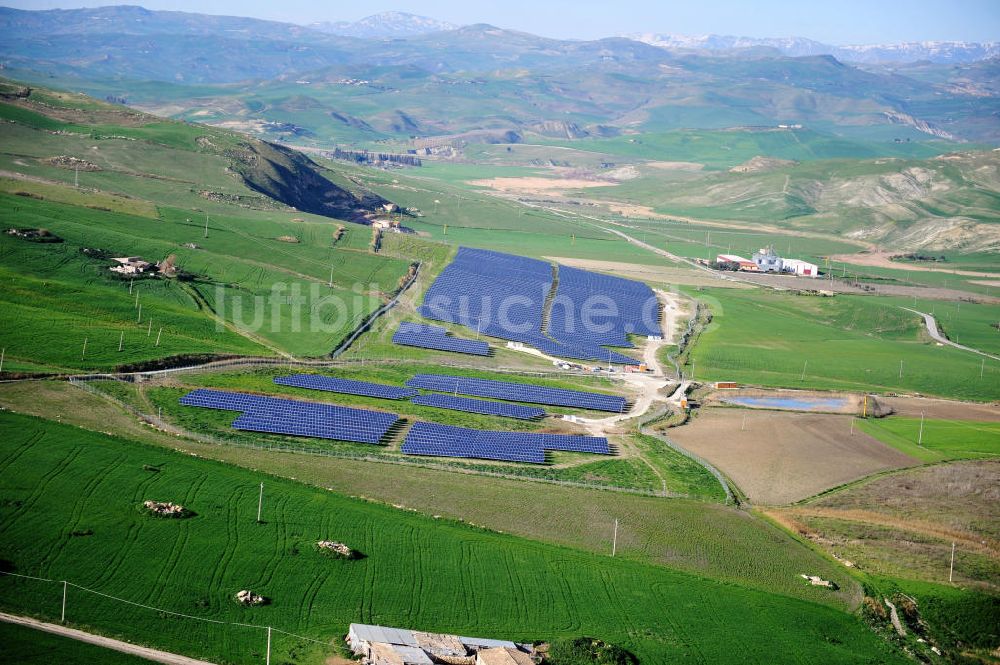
[902,308,999,361]
[0,612,218,665]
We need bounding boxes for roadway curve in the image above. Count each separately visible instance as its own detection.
[902,307,999,361]
[0,612,217,665]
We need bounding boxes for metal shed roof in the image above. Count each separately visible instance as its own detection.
[350,623,418,647]
[459,636,518,649]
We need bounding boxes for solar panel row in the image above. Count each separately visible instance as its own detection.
[392,323,490,356]
[411,393,545,420]
[402,422,611,464]
[179,389,399,444]
[274,374,417,400]
[405,374,627,413]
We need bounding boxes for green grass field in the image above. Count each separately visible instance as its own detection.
[0,621,152,665]
[0,412,907,665]
[857,418,1000,463]
[690,288,1000,401]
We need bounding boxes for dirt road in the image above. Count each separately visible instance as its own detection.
[832,250,997,279]
[902,307,1000,360]
[0,611,218,665]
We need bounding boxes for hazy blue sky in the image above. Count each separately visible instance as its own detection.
[7,0,1000,43]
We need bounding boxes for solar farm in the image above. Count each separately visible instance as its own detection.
[418,247,658,365]
[178,367,623,463]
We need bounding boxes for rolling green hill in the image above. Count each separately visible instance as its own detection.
[0,80,412,372]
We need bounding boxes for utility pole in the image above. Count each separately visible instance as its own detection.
[147,319,152,336]
[137,303,142,324]
[612,518,618,557]
[800,360,807,381]
[61,580,67,623]
[266,626,272,665]
[0,347,4,374]
[81,337,87,359]
[850,418,855,436]
[918,412,925,446]
[899,359,903,379]
[155,327,162,347]
[949,542,956,583]
[118,330,124,352]
[204,213,209,239]
[256,482,264,523]
[982,358,986,379]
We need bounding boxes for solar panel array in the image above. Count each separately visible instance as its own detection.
[392,322,490,356]
[415,246,654,365]
[406,374,627,413]
[402,422,611,464]
[274,374,417,400]
[179,388,399,444]
[411,393,545,420]
[548,266,661,349]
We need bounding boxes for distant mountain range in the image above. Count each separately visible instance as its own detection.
[628,33,1000,64]
[1,6,997,143]
[309,12,457,39]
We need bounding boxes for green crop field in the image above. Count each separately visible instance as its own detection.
[0,412,907,665]
[857,418,1000,463]
[689,288,1000,401]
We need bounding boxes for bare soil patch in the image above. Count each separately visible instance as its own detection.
[669,408,918,504]
[770,460,1000,588]
[468,176,615,194]
[646,161,705,171]
[831,250,996,278]
[881,396,1000,421]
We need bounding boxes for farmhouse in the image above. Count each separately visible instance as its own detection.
[752,246,783,272]
[110,256,154,275]
[347,623,531,665]
[716,253,759,271]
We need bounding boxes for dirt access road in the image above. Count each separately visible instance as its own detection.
[831,250,997,279]
[902,307,1000,360]
[0,611,217,665]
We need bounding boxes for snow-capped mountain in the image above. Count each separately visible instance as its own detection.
[310,12,457,39]
[629,33,1000,64]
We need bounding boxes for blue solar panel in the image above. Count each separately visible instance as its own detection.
[392,323,490,356]
[274,374,417,400]
[411,393,545,420]
[401,422,611,464]
[179,389,399,444]
[405,374,627,413]
[414,247,654,365]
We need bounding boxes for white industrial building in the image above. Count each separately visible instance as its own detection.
[782,258,819,278]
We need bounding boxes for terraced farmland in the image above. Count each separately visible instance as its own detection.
[0,412,907,664]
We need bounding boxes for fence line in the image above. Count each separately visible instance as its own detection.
[0,570,332,646]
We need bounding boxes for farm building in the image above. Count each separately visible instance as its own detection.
[715,254,759,271]
[110,256,154,275]
[752,246,783,272]
[347,624,530,665]
[782,258,819,278]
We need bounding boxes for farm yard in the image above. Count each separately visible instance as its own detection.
[668,408,919,504]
